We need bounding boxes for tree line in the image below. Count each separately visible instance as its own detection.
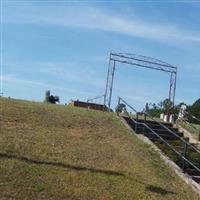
[148,98,200,124]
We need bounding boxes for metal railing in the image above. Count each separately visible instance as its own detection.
[176,114,200,141]
[118,97,200,174]
[87,94,105,104]
[176,111,200,141]
[185,111,200,124]
[119,97,200,154]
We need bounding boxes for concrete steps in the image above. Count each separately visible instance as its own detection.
[123,116,200,185]
[184,169,200,183]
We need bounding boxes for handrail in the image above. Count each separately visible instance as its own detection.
[185,110,200,123]
[176,113,199,132]
[119,97,200,154]
[87,94,105,103]
[125,112,200,174]
[175,114,200,141]
[144,111,200,154]
[118,97,200,174]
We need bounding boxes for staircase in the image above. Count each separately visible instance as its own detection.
[125,118,183,140]
[118,97,200,185]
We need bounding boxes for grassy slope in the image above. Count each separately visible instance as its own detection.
[0,98,199,200]
[177,120,200,140]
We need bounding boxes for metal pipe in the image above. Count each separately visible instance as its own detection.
[108,61,116,109]
[111,53,176,70]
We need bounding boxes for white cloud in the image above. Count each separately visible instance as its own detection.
[4,61,106,88]
[0,74,17,81]
[4,5,200,43]
[38,61,105,87]
[1,73,92,96]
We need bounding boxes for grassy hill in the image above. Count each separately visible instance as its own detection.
[177,120,200,140]
[0,97,199,200]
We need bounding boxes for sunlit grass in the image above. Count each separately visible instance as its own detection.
[177,120,200,140]
[0,97,199,199]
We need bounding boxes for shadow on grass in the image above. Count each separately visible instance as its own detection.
[128,175,175,196]
[0,152,124,176]
[146,185,175,195]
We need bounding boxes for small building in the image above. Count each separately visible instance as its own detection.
[68,100,107,111]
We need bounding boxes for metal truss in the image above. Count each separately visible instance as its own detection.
[104,53,177,113]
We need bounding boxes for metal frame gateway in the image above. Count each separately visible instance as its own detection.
[104,53,177,113]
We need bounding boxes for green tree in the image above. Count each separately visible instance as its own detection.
[188,98,200,123]
[115,103,126,115]
[44,90,59,104]
[163,98,173,115]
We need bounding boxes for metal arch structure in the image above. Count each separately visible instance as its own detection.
[104,53,177,114]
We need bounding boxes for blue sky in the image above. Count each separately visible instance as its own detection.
[1,0,200,110]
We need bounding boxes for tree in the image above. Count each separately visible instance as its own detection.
[163,98,173,115]
[115,103,126,115]
[44,90,59,104]
[188,98,200,123]
[147,98,174,118]
[148,106,163,118]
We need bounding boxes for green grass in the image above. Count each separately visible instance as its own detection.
[177,120,200,140]
[0,97,199,200]
[153,139,200,169]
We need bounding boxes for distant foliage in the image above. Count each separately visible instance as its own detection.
[44,90,59,104]
[148,98,173,118]
[148,105,163,118]
[162,99,173,114]
[115,103,126,114]
[147,97,200,123]
[188,98,200,123]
